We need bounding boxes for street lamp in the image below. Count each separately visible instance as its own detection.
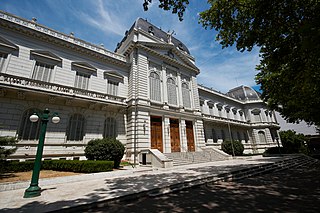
[24,108,60,198]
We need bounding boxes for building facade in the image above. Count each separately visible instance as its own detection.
[0,11,280,162]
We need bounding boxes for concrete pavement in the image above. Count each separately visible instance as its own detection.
[0,155,314,213]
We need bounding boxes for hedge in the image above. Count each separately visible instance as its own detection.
[0,160,114,173]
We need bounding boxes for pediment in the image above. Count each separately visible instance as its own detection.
[30,50,62,64]
[104,71,124,83]
[138,42,199,72]
[71,61,97,73]
[0,36,19,53]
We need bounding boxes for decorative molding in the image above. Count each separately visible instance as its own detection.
[48,96,56,103]
[17,91,25,99]
[0,88,6,97]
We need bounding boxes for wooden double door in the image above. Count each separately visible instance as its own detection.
[186,120,195,152]
[151,116,163,152]
[170,119,180,152]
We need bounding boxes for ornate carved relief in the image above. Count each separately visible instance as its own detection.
[17,91,25,99]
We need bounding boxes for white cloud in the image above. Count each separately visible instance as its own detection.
[197,49,261,92]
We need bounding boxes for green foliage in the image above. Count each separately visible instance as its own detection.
[145,0,320,125]
[201,0,320,125]
[143,0,189,21]
[264,147,287,155]
[84,138,125,168]
[221,140,244,156]
[279,130,308,154]
[1,160,114,173]
[0,136,18,160]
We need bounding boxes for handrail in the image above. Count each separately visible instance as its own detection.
[0,73,126,104]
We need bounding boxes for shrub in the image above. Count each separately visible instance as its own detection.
[1,160,114,173]
[1,161,35,173]
[0,136,17,160]
[263,146,287,155]
[221,140,244,156]
[84,138,125,168]
[279,130,308,154]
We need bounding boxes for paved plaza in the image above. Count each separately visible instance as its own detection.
[0,155,317,212]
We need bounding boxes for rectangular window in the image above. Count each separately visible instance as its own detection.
[107,80,119,96]
[32,61,54,82]
[74,72,90,90]
[0,53,7,72]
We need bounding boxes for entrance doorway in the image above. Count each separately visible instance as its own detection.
[186,120,195,152]
[170,118,180,152]
[150,116,163,152]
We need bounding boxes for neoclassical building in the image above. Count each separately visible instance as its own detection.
[0,11,280,164]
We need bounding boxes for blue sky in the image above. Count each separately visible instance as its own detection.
[0,0,261,93]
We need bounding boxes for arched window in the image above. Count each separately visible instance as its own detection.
[258,131,267,144]
[149,72,161,102]
[167,77,177,105]
[18,109,41,140]
[182,82,191,108]
[104,117,117,138]
[66,114,85,141]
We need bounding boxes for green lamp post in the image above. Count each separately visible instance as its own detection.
[24,108,60,198]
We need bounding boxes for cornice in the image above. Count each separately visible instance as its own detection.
[0,11,129,68]
[136,43,200,74]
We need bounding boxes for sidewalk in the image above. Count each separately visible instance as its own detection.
[0,155,296,213]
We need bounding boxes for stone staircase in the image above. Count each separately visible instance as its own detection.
[221,154,319,181]
[164,149,229,167]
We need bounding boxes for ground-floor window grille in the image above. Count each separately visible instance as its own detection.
[103,117,117,138]
[67,114,85,141]
[18,109,41,140]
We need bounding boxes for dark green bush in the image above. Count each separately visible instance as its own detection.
[221,140,244,156]
[263,147,287,155]
[84,138,125,168]
[1,160,114,173]
[0,136,17,160]
[1,161,35,173]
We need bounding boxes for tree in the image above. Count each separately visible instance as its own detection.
[279,130,308,154]
[0,136,17,160]
[143,0,320,125]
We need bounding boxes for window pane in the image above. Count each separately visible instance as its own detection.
[167,78,177,105]
[104,117,117,138]
[67,114,85,141]
[182,83,191,108]
[18,109,41,140]
[32,62,53,82]
[0,53,8,72]
[150,72,161,102]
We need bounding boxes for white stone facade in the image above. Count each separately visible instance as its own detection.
[0,11,280,162]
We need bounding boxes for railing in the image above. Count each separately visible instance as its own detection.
[0,11,126,63]
[202,113,279,127]
[0,73,126,104]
